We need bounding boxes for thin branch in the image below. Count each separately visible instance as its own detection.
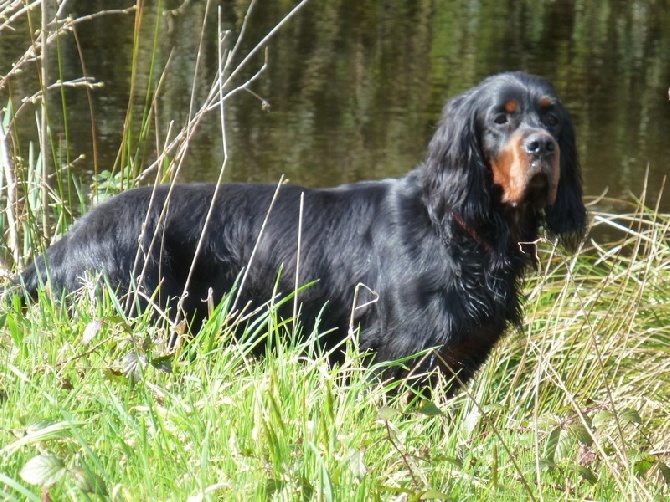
[0,0,41,34]
[51,7,136,26]
[0,117,19,266]
[229,177,285,317]
[222,0,257,77]
[292,192,305,330]
[221,0,310,92]
[174,2,231,325]
[39,0,49,239]
[138,0,310,180]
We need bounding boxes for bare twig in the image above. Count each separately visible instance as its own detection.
[138,0,311,181]
[0,0,41,34]
[170,0,216,178]
[146,1,310,327]
[293,193,305,329]
[0,117,19,266]
[126,122,176,316]
[221,0,310,92]
[382,419,422,488]
[52,7,136,26]
[348,283,379,337]
[39,0,50,239]
[228,177,285,318]
[174,3,232,325]
[71,24,101,180]
[0,6,134,93]
[222,0,257,77]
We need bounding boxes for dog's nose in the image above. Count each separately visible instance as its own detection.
[524,133,555,157]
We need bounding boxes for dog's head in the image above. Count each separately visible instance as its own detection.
[423,71,586,250]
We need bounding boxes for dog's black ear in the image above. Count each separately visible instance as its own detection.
[421,89,491,226]
[545,114,587,250]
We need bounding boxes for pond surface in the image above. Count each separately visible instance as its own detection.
[1,0,669,214]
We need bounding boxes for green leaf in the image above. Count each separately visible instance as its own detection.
[569,423,593,446]
[536,459,556,471]
[377,406,400,421]
[70,467,108,496]
[632,455,655,477]
[592,410,614,427]
[19,454,66,487]
[556,428,576,462]
[535,414,561,430]
[619,408,642,425]
[417,400,444,416]
[543,427,560,464]
[0,472,43,502]
[420,489,450,499]
[81,319,103,345]
[346,448,367,479]
[656,462,670,484]
[151,354,174,374]
[574,466,598,484]
[1,420,85,456]
[123,351,147,382]
[2,99,13,126]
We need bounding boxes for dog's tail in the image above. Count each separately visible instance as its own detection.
[15,260,41,297]
[1,250,53,305]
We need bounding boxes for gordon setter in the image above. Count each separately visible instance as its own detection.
[13,72,586,392]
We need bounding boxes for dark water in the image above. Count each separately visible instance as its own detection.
[2,0,669,215]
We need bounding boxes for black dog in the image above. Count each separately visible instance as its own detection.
[14,72,586,391]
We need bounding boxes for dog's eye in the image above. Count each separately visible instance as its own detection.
[543,114,559,127]
[493,113,509,125]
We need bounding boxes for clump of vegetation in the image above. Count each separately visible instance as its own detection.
[1,201,668,500]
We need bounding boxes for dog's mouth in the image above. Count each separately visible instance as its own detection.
[524,170,551,209]
[509,160,558,210]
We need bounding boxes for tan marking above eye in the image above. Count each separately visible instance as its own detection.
[539,96,554,109]
[504,100,518,113]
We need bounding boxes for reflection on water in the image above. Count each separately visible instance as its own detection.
[1,0,669,212]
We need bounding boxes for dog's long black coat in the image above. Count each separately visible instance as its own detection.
[16,72,586,390]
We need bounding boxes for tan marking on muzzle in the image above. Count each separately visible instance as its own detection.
[490,129,561,207]
[547,142,561,206]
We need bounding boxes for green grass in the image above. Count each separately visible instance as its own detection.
[2,132,668,495]
[1,204,669,500]
[1,2,670,500]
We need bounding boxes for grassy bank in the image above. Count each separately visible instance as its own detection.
[0,202,669,501]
